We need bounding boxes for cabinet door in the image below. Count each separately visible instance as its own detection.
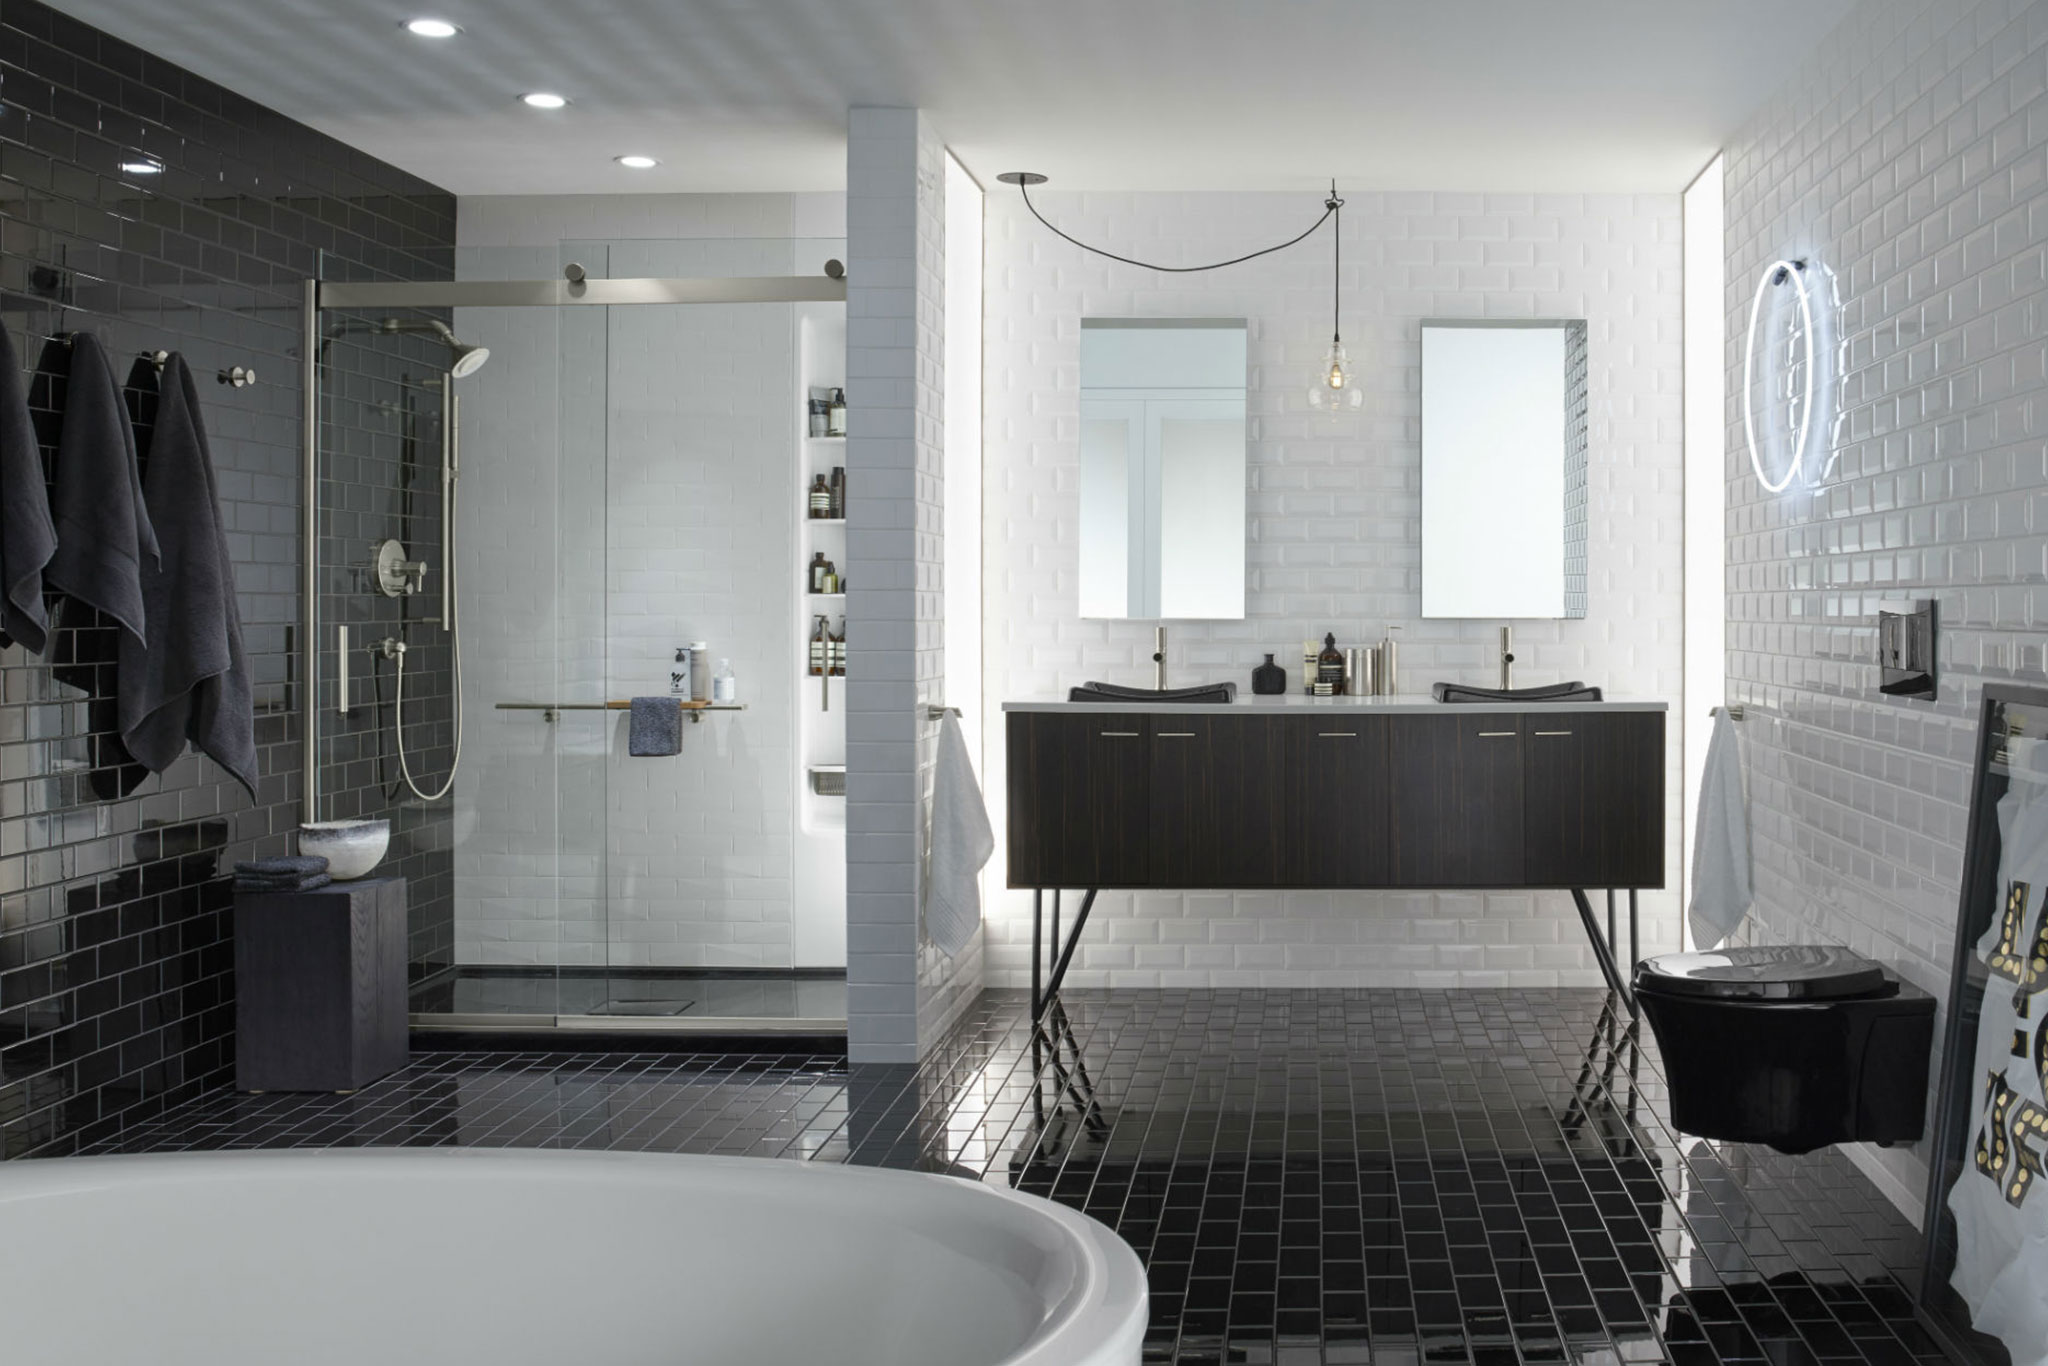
[1150,715,1286,887]
[1388,714,1526,886]
[1523,712,1665,888]
[1005,713,1152,887]
[1280,718,1390,886]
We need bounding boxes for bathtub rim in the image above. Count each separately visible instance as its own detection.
[0,1147,1148,1366]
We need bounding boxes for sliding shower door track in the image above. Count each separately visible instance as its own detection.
[409,1012,847,1035]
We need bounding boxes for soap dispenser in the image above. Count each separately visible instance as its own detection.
[713,658,737,704]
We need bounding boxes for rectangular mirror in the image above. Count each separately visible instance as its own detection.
[1079,319,1247,620]
[1420,319,1589,619]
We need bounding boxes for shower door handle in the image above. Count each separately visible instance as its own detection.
[337,625,351,715]
[441,388,458,632]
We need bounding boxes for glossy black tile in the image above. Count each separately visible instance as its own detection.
[79,988,1945,1364]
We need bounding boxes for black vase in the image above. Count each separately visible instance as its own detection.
[1252,653,1286,695]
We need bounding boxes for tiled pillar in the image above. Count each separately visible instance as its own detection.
[845,108,958,1062]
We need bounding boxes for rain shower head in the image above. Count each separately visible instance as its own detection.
[317,316,490,377]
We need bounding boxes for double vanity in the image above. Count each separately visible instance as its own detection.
[1004,694,1668,1013]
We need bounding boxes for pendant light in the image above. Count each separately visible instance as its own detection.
[1307,185,1361,411]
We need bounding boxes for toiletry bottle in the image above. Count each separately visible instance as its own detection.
[830,618,846,676]
[829,466,845,518]
[1252,653,1285,695]
[1378,626,1400,696]
[809,551,829,594]
[689,642,710,702]
[809,616,828,676]
[1303,639,1319,695]
[808,397,827,438]
[1316,633,1345,697]
[822,558,839,594]
[827,388,848,436]
[712,658,737,704]
[670,646,692,698]
[809,474,832,518]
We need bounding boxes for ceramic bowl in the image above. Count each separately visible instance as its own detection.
[298,819,390,881]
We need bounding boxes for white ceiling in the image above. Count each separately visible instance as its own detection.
[49,0,1856,195]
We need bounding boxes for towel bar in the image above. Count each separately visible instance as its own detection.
[496,700,746,724]
[1709,705,1746,720]
[926,704,961,721]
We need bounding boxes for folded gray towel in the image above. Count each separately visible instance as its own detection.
[118,354,257,802]
[628,696,682,756]
[0,321,55,654]
[45,332,157,644]
[235,856,330,877]
[235,873,333,895]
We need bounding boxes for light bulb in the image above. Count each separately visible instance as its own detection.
[1309,337,1364,411]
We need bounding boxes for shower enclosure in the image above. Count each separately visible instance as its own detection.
[302,237,848,1034]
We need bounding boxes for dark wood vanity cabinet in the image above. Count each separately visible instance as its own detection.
[1007,707,1664,892]
[1388,714,1526,887]
[1006,713,1153,888]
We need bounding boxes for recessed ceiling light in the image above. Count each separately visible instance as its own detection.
[404,17,459,38]
[520,92,569,110]
[119,160,162,175]
[615,155,659,169]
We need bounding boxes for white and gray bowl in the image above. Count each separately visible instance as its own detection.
[298,819,390,881]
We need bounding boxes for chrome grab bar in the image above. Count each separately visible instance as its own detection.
[495,700,746,724]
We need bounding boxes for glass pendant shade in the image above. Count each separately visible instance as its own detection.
[1308,336,1364,410]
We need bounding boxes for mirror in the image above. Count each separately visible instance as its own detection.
[1420,319,1589,619]
[1079,319,1247,619]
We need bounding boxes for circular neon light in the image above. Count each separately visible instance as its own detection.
[1743,258,1814,494]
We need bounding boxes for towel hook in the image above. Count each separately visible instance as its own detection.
[218,366,257,388]
[1709,705,1746,721]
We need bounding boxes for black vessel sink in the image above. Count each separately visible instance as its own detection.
[1432,681,1603,703]
[1067,680,1237,704]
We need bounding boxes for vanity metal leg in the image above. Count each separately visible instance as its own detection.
[1031,890,1043,1021]
[1605,890,1616,956]
[1570,888,1636,1013]
[1628,889,1639,975]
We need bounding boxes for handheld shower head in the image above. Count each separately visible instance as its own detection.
[318,317,490,377]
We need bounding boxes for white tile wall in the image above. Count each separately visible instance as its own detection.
[980,189,1687,989]
[448,196,847,969]
[844,109,984,1062]
[1721,0,2048,1208]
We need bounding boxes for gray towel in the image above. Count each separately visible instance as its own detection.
[0,321,55,654]
[44,332,158,643]
[628,696,682,756]
[117,354,258,802]
[235,856,330,878]
[235,873,333,895]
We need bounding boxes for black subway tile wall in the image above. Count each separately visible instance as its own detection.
[0,0,455,1157]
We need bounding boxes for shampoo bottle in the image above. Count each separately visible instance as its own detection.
[712,658,737,704]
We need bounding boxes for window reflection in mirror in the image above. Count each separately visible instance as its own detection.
[1420,319,1589,620]
[1079,319,1247,620]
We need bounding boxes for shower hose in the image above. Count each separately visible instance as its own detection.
[391,476,463,803]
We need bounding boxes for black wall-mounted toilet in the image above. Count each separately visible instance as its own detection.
[1633,946,1935,1155]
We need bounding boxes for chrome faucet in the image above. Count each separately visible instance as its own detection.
[1499,625,1515,691]
[1153,625,1167,690]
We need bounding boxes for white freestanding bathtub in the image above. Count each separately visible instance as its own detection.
[0,1149,1146,1366]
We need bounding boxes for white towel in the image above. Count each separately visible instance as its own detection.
[926,712,994,957]
[1688,707,1753,950]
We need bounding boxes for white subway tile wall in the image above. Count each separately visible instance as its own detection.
[845,110,985,1061]
[980,189,1686,989]
[447,196,845,969]
[1721,0,2048,1205]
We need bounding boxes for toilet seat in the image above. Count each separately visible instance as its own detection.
[1634,945,1894,1002]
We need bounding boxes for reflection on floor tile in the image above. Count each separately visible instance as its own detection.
[80,990,1940,1365]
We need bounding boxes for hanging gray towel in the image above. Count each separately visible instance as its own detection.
[1688,706,1753,950]
[0,321,55,654]
[925,711,994,957]
[117,354,258,802]
[628,696,682,756]
[44,332,158,643]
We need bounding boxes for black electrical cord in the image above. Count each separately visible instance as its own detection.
[1016,179,1342,274]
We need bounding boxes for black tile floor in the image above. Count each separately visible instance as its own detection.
[80,989,1945,1366]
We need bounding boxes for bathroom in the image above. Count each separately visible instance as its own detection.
[0,0,2041,1362]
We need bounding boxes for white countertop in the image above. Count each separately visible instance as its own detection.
[1003,695,1668,715]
